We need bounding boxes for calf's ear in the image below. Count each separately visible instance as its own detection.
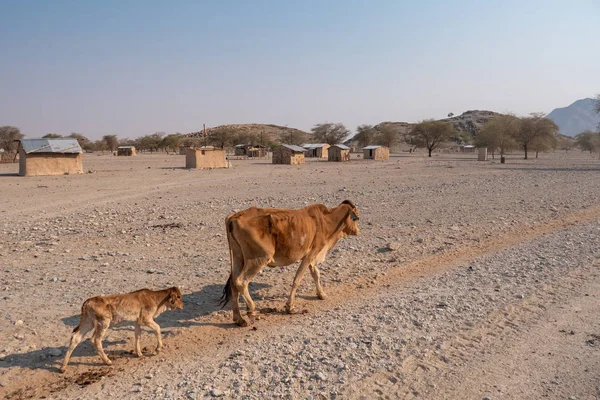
[350,210,359,221]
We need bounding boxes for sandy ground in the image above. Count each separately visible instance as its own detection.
[0,151,599,399]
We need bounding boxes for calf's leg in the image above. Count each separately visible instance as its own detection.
[91,319,112,365]
[145,319,163,353]
[59,319,94,373]
[134,322,143,357]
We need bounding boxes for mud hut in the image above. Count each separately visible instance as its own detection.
[272,144,305,165]
[185,146,228,169]
[328,144,351,162]
[117,146,136,156]
[302,143,330,158]
[16,138,84,177]
[363,145,389,160]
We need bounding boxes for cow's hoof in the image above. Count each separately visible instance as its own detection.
[285,305,295,314]
[59,366,67,374]
[247,315,256,324]
[104,359,113,366]
[317,292,328,300]
[155,347,162,354]
[236,318,249,327]
[135,352,144,358]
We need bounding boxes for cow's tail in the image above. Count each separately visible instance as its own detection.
[219,217,236,308]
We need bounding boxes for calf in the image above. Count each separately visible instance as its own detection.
[59,287,183,373]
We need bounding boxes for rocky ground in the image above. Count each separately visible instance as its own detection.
[0,151,599,399]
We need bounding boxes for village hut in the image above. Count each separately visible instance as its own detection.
[302,143,330,158]
[272,144,305,165]
[185,146,228,169]
[117,146,136,156]
[16,138,84,177]
[234,144,268,158]
[363,145,389,160]
[328,144,351,162]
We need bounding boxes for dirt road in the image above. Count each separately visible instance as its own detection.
[0,152,599,399]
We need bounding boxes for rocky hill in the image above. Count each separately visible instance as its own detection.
[546,98,600,136]
[345,110,504,146]
[185,124,308,144]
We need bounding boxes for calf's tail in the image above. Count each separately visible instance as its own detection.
[72,299,90,333]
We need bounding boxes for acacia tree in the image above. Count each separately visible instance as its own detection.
[512,113,558,159]
[43,133,63,138]
[474,115,519,159]
[279,129,308,146]
[530,134,558,158]
[162,133,183,153]
[0,126,23,153]
[375,125,399,148]
[575,130,599,154]
[310,123,349,145]
[102,135,119,152]
[355,124,376,147]
[410,120,457,157]
[559,136,575,153]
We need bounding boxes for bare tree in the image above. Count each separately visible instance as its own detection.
[375,124,399,148]
[474,115,519,159]
[410,120,457,157]
[310,123,349,145]
[512,113,558,159]
[0,126,23,153]
[102,135,119,152]
[355,124,376,147]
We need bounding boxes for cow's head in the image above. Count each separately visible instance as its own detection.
[167,287,184,310]
[341,200,360,236]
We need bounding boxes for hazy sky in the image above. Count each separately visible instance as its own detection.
[1,0,599,139]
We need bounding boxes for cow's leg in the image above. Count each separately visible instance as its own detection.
[286,258,311,313]
[59,318,94,373]
[309,263,327,300]
[144,319,163,354]
[91,318,112,365]
[231,276,248,326]
[238,263,264,324]
[134,322,143,357]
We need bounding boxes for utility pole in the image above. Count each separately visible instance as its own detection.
[203,124,207,148]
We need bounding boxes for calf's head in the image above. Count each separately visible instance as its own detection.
[340,200,360,236]
[167,287,184,310]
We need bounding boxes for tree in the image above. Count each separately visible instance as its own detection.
[575,130,600,154]
[138,133,164,152]
[208,127,235,149]
[375,124,399,148]
[0,126,23,153]
[558,136,575,153]
[102,135,119,152]
[162,134,183,153]
[68,132,89,144]
[530,134,557,158]
[355,124,376,147]
[410,120,457,157]
[279,129,308,146]
[43,133,63,138]
[474,115,519,159]
[310,123,349,145]
[512,113,558,159]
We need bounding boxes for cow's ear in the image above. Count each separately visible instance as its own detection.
[350,211,359,221]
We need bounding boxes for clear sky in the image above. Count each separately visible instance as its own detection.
[1,0,599,139]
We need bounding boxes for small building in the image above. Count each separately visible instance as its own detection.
[117,146,136,156]
[328,144,351,162]
[460,145,476,153]
[272,144,305,165]
[302,143,330,158]
[185,146,228,169]
[477,147,488,161]
[234,144,268,158]
[363,145,389,160]
[16,138,84,177]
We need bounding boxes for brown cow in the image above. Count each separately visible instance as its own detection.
[220,200,359,326]
[59,287,183,372]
